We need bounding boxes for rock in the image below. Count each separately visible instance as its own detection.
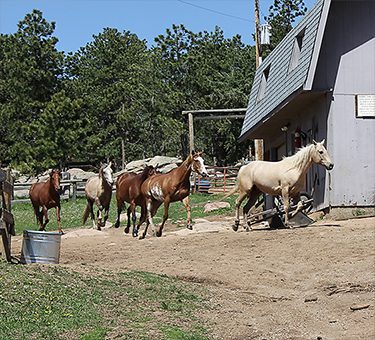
[204,201,230,213]
[125,159,150,173]
[304,296,318,302]
[67,168,96,180]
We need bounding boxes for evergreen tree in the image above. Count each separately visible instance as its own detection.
[264,0,307,54]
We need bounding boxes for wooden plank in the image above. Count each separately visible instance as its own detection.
[0,227,11,262]
[2,180,13,196]
[2,210,14,226]
[0,170,6,182]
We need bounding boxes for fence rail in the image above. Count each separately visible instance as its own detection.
[195,166,240,193]
[12,165,242,203]
[1,168,14,262]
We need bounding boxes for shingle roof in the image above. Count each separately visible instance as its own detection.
[239,0,327,141]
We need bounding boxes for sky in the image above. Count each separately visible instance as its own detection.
[0,0,316,53]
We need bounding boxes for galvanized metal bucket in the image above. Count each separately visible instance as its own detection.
[21,230,62,264]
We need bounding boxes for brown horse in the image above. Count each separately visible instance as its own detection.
[140,151,208,239]
[29,169,62,233]
[114,165,156,237]
[83,162,113,230]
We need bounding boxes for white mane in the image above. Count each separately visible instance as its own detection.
[284,144,314,171]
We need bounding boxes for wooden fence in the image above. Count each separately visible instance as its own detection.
[12,179,88,203]
[0,169,15,262]
[195,166,240,194]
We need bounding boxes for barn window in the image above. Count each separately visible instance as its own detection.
[288,28,305,72]
[257,65,271,101]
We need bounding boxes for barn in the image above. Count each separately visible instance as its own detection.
[239,0,375,213]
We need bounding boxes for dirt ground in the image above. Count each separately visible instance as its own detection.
[12,215,375,339]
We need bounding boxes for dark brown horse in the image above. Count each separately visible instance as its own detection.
[140,151,208,239]
[29,169,62,233]
[114,165,156,237]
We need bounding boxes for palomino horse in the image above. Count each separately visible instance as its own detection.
[139,151,208,239]
[114,165,156,237]
[29,169,63,233]
[83,162,114,230]
[230,140,334,230]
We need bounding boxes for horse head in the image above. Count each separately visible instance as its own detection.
[100,162,114,185]
[50,169,61,191]
[191,151,208,177]
[312,140,334,170]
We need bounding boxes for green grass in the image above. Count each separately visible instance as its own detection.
[0,262,210,339]
[12,193,236,235]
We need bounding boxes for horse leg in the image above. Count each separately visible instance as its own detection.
[42,206,49,231]
[135,204,147,238]
[88,201,96,229]
[233,191,248,231]
[114,200,124,229]
[130,202,138,237]
[281,187,291,228]
[243,188,261,231]
[96,209,103,230]
[156,198,170,237]
[124,206,131,234]
[140,199,152,240]
[32,203,43,230]
[55,205,63,234]
[103,206,109,226]
[182,196,192,230]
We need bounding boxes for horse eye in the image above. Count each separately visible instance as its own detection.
[319,150,323,154]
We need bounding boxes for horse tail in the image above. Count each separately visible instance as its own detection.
[83,201,91,225]
[222,184,239,199]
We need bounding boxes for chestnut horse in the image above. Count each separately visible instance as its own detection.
[114,165,156,237]
[29,169,62,233]
[139,151,208,239]
[83,162,113,230]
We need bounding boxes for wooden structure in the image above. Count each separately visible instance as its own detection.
[182,108,246,153]
[0,169,15,262]
[240,0,375,211]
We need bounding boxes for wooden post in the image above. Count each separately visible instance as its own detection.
[188,112,194,153]
[72,181,77,202]
[0,169,14,262]
[121,138,125,170]
[254,0,262,67]
[254,0,264,160]
[254,139,264,161]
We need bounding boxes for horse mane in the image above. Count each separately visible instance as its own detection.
[140,165,154,180]
[180,154,193,169]
[284,144,314,171]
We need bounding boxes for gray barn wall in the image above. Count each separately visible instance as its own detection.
[262,94,331,210]
[314,1,375,206]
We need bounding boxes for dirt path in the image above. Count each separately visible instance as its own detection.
[12,216,375,339]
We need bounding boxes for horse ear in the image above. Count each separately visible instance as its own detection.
[321,139,325,145]
[313,140,317,145]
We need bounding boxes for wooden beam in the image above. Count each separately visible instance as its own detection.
[182,108,247,115]
[195,114,245,121]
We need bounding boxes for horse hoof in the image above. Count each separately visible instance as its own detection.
[186,224,193,230]
[156,230,162,237]
[232,221,239,232]
[139,234,145,240]
[124,227,130,234]
[132,230,138,238]
[114,221,120,228]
